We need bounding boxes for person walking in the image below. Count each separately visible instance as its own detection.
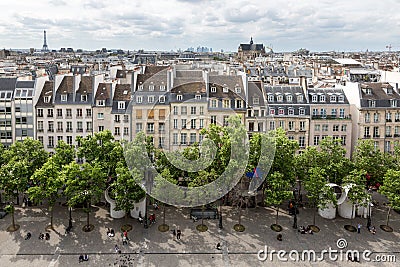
[176,228,181,240]
[172,229,176,239]
[357,223,362,234]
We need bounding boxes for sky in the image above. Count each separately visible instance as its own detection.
[1,0,400,52]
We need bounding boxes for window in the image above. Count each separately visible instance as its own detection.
[61,94,67,102]
[269,121,275,130]
[330,95,336,102]
[211,86,216,93]
[396,112,400,122]
[286,94,292,102]
[288,121,295,131]
[254,110,259,117]
[312,108,318,116]
[374,141,379,151]
[211,115,217,124]
[331,109,337,117]
[190,107,196,115]
[339,108,345,118]
[374,113,379,123]
[365,113,370,123]
[86,109,92,118]
[223,116,229,127]
[223,86,229,93]
[66,122,72,132]
[315,124,320,131]
[299,121,306,131]
[173,106,178,115]
[386,112,392,122]
[97,112,104,119]
[47,109,53,117]
[373,126,379,137]
[65,136,72,145]
[38,121,44,132]
[66,109,72,118]
[338,95,344,102]
[81,95,87,102]
[114,127,120,136]
[173,119,178,129]
[77,109,83,118]
[199,119,204,129]
[298,136,305,148]
[223,99,230,108]
[173,133,178,145]
[48,121,54,132]
[395,126,400,136]
[124,127,129,136]
[136,123,143,133]
[278,108,285,115]
[191,119,196,129]
[235,86,241,93]
[391,99,397,107]
[190,133,197,144]
[177,95,183,101]
[297,95,303,102]
[138,84,143,91]
[299,108,305,116]
[77,121,83,132]
[253,97,259,105]
[57,109,63,117]
[48,136,54,148]
[211,99,217,108]
[149,84,154,91]
[320,109,327,118]
[159,96,165,103]
[136,96,143,103]
[322,124,328,131]
[148,96,154,103]
[160,85,165,91]
[386,126,392,137]
[288,108,294,116]
[181,119,187,129]
[314,136,320,146]
[159,123,165,133]
[268,95,274,102]
[37,109,43,117]
[148,110,154,119]
[236,100,242,109]
[180,133,187,145]
[115,115,120,122]
[364,127,370,138]
[341,125,347,132]
[200,106,204,115]
[86,122,92,132]
[118,101,125,110]
[368,100,376,107]
[384,141,391,152]
[181,106,187,115]
[44,96,51,103]
[333,125,339,131]
[341,136,346,145]
[195,95,201,100]
[269,108,275,115]
[57,122,63,132]
[158,110,165,120]
[38,136,43,144]
[147,123,154,133]
[97,100,105,106]
[276,94,283,102]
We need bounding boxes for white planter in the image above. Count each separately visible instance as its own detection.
[338,199,355,219]
[130,197,146,218]
[318,202,336,219]
[104,187,125,219]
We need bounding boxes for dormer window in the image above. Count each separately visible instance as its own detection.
[211,86,217,93]
[195,95,201,100]
[338,95,344,102]
[368,100,376,107]
[223,85,229,93]
[149,83,154,91]
[391,99,397,107]
[136,96,142,103]
[276,94,283,102]
[160,85,166,91]
[320,95,326,102]
[118,101,125,110]
[97,100,105,106]
[177,95,183,101]
[330,95,336,102]
[297,95,304,102]
[268,94,274,102]
[81,95,87,102]
[148,96,154,103]
[269,108,275,115]
[253,97,259,105]
[159,96,165,103]
[138,83,143,91]
[286,94,292,102]
[278,108,285,115]
[44,96,51,103]
[366,88,372,95]
[299,108,305,116]
[235,85,241,93]
[387,88,393,94]
[61,94,67,102]
[311,95,318,102]
[288,108,294,116]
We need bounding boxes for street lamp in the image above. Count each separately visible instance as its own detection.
[219,198,223,229]
[367,189,373,229]
[292,188,298,229]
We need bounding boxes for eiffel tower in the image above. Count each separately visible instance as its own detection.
[42,30,49,52]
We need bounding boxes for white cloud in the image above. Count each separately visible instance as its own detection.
[0,0,399,51]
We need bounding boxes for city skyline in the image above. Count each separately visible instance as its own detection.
[1,0,400,52]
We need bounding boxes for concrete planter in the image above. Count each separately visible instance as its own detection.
[104,187,125,219]
[130,197,146,219]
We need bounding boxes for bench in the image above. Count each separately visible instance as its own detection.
[190,208,218,219]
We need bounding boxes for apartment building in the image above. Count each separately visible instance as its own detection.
[308,87,352,157]
[111,84,132,142]
[246,80,267,137]
[13,80,35,142]
[0,78,16,147]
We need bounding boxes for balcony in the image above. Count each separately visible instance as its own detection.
[86,115,92,119]
[66,129,73,132]
[48,129,54,132]
[364,135,371,138]
[56,128,63,132]
[76,116,83,119]
[66,115,72,119]
[394,134,400,137]
[312,115,351,120]
[373,134,380,138]
[86,129,92,132]
[56,116,63,119]
[396,119,400,122]
[76,129,84,133]
[386,134,393,137]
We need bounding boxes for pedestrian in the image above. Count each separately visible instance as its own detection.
[115,244,121,254]
[122,236,127,245]
[25,232,31,240]
[79,254,84,263]
[176,229,181,240]
[45,232,50,240]
[357,223,362,234]
[216,243,222,250]
[123,230,128,240]
[277,234,282,241]
[172,229,176,239]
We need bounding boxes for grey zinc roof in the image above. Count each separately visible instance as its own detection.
[264,85,306,104]
[209,75,245,100]
[308,88,349,104]
[247,81,265,106]
[0,78,17,91]
[16,80,34,88]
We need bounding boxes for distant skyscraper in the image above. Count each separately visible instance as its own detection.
[42,30,49,52]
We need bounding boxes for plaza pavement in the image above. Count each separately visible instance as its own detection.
[0,191,399,267]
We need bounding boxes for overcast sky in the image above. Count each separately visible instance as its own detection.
[1,0,400,52]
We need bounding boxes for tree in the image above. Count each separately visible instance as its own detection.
[264,172,292,231]
[379,170,400,231]
[352,139,387,185]
[342,169,370,226]
[111,163,145,231]
[62,162,107,232]
[304,167,337,228]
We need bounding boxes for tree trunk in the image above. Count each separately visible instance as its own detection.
[50,204,54,229]
[313,208,316,226]
[86,201,90,229]
[11,203,15,229]
[276,207,279,225]
[386,206,391,226]
[163,204,166,225]
[201,205,205,226]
